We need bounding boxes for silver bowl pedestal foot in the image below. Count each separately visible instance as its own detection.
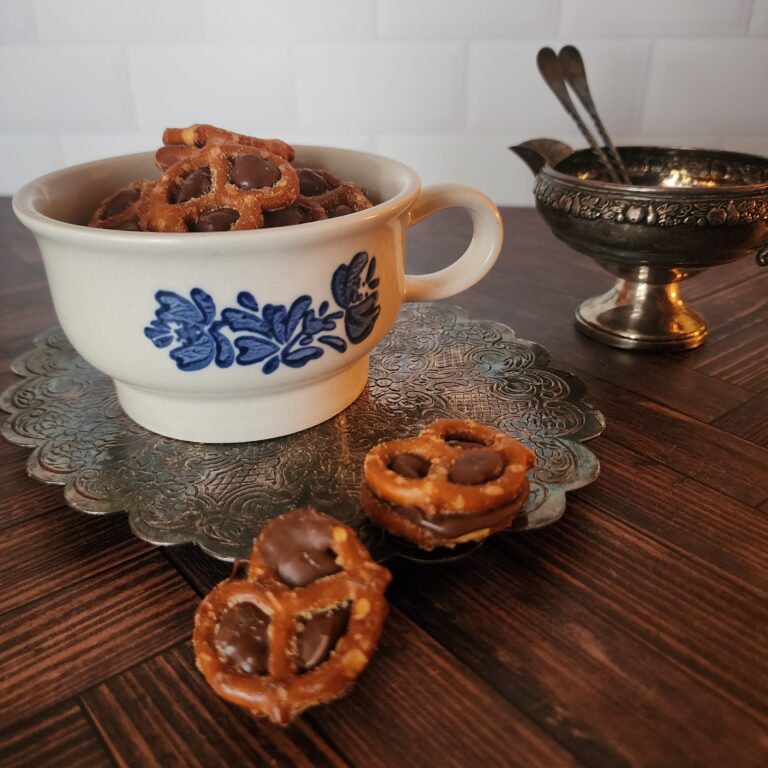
[575,278,707,351]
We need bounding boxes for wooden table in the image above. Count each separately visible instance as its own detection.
[1,197,767,768]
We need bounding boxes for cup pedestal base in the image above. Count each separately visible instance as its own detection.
[114,357,370,443]
[575,279,708,351]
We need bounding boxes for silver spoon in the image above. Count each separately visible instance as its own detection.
[559,45,632,185]
[536,46,621,184]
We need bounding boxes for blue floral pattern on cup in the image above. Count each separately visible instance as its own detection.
[144,251,380,374]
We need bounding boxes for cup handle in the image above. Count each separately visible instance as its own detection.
[404,184,504,302]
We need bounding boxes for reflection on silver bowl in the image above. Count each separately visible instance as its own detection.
[512,141,768,350]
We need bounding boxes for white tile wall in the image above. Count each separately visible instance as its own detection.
[643,40,768,133]
[296,42,465,132]
[378,0,560,39]
[559,0,754,37]
[0,46,134,134]
[203,0,377,42]
[0,134,63,192]
[0,0,37,44]
[750,0,768,34]
[33,0,205,44]
[1,0,768,201]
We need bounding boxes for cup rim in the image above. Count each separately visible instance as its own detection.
[12,144,422,245]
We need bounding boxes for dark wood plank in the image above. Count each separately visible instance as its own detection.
[387,547,768,768]
[0,701,111,768]
[309,608,575,768]
[0,468,66,529]
[0,505,151,614]
[493,503,768,727]
[166,545,576,768]
[82,643,347,768]
[572,374,768,507]
[713,390,768,448]
[690,320,768,392]
[584,436,768,595]
[0,550,198,728]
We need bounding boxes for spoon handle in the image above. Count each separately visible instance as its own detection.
[558,45,632,185]
[536,47,621,183]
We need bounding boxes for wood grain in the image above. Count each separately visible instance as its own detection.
[0,504,150,614]
[82,643,348,768]
[387,548,768,768]
[0,702,110,768]
[0,551,197,727]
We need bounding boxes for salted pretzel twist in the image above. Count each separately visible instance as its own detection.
[364,419,535,516]
[156,123,295,169]
[143,141,299,232]
[194,519,391,725]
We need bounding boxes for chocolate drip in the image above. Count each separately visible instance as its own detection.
[214,601,270,675]
[258,508,341,588]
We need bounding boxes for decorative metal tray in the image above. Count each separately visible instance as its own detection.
[0,303,604,563]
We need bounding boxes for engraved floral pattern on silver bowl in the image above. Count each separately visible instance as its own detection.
[0,303,604,563]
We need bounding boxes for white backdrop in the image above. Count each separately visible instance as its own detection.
[2,0,768,204]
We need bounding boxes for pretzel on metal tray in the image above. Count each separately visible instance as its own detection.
[194,508,391,725]
[142,141,300,233]
[156,123,295,169]
[361,419,535,549]
[88,179,155,230]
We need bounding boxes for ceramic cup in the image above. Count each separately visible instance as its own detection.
[13,146,503,442]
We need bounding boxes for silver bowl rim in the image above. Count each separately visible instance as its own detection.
[544,145,768,197]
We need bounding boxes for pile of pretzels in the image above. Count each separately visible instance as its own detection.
[88,124,373,233]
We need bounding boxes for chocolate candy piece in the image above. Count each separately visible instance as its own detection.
[449,450,504,485]
[173,167,211,204]
[297,605,351,671]
[361,482,527,539]
[264,203,315,228]
[190,208,240,232]
[214,601,270,675]
[103,187,140,219]
[116,220,141,231]
[258,508,340,587]
[230,154,280,190]
[330,204,353,218]
[389,453,430,479]
[298,169,330,196]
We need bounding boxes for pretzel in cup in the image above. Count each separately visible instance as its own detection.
[142,141,300,232]
[194,508,391,725]
[361,419,535,550]
[89,179,155,231]
[264,168,373,228]
[156,123,295,170]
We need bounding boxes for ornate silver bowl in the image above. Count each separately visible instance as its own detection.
[512,141,768,350]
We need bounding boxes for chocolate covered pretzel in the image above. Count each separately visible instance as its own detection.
[156,123,295,170]
[361,419,535,550]
[194,508,391,725]
[264,168,373,228]
[142,141,300,232]
[88,179,155,231]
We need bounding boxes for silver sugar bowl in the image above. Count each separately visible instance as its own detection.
[512,140,768,350]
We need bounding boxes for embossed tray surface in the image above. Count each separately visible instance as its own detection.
[0,303,604,563]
